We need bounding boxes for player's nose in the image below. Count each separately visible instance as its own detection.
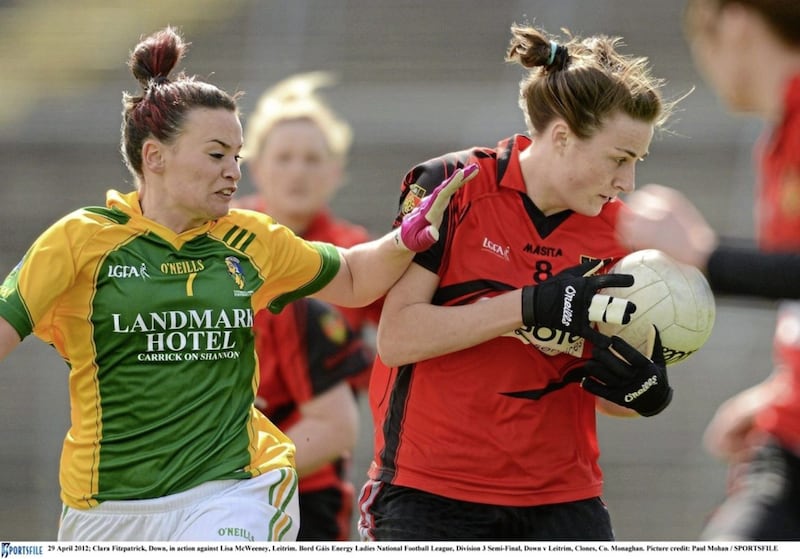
[614,165,636,193]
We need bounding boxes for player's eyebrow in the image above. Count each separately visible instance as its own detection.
[616,147,649,161]
[207,138,243,150]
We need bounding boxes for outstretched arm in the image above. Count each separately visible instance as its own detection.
[314,230,418,309]
[618,183,800,300]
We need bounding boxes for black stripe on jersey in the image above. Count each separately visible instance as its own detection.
[518,192,573,239]
[495,135,514,183]
[432,279,516,307]
[376,363,415,483]
[222,225,256,251]
[501,367,585,401]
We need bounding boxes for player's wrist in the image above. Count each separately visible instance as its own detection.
[392,228,413,252]
[636,384,673,417]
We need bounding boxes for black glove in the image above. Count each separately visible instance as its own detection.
[521,259,636,344]
[580,326,673,417]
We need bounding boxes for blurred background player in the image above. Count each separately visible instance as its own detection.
[358,23,675,541]
[617,0,800,540]
[253,297,370,540]
[235,72,381,393]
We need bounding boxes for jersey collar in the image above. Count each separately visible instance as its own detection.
[106,189,216,243]
[497,134,532,194]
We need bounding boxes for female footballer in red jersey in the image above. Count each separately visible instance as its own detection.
[618,0,800,540]
[0,27,476,541]
[358,24,676,541]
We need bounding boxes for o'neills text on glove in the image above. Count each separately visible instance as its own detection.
[561,285,577,327]
[625,375,659,402]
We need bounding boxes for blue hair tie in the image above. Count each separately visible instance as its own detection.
[547,41,558,66]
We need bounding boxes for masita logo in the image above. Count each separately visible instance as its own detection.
[108,263,150,280]
[1,543,43,558]
[522,244,563,257]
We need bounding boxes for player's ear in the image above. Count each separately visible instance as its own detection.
[549,120,570,154]
[142,140,166,174]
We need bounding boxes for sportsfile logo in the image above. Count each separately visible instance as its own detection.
[1,543,43,558]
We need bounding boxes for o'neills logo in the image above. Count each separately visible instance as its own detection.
[561,285,576,327]
[625,375,658,402]
[161,259,204,275]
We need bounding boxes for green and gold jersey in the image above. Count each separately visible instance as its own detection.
[0,190,340,509]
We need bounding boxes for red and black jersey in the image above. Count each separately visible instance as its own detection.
[754,75,800,450]
[254,297,370,493]
[368,135,631,506]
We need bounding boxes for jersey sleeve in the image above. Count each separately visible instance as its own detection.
[707,242,800,299]
[264,239,341,314]
[223,210,342,313]
[0,213,83,340]
[394,151,475,274]
[302,298,371,395]
[0,257,33,339]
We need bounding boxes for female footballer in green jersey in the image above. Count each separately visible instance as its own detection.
[0,26,476,542]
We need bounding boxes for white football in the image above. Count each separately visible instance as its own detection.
[596,249,716,365]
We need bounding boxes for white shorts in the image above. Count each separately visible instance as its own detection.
[58,468,299,541]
